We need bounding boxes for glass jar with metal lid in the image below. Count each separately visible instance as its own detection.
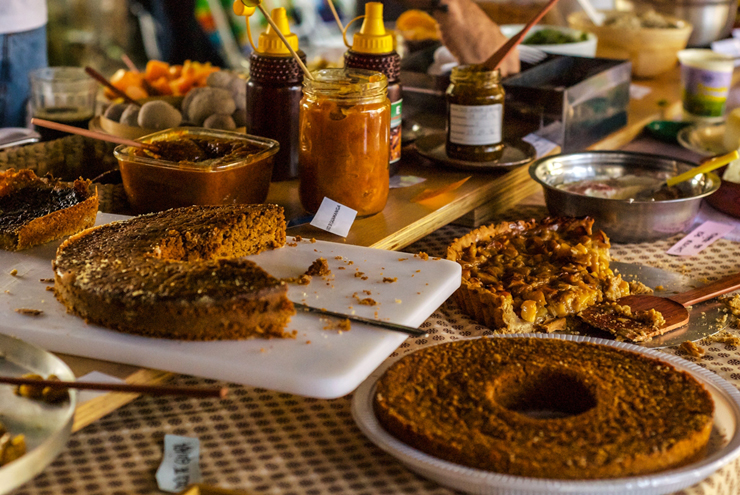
[446,65,505,162]
[299,68,390,216]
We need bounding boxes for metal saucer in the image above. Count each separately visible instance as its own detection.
[0,333,76,494]
[414,132,537,171]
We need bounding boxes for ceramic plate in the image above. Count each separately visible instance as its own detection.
[0,334,76,495]
[414,132,537,171]
[677,122,729,157]
[352,333,740,495]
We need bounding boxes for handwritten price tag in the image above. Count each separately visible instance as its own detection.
[310,198,357,238]
[155,435,202,493]
[666,221,735,256]
[522,133,558,158]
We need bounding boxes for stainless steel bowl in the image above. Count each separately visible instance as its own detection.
[529,151,720,243]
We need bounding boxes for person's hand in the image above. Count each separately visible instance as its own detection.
[433,0,520,76]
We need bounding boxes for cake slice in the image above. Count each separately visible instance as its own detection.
[0,168,98,251]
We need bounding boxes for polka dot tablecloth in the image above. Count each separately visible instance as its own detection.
[10,206,740,495]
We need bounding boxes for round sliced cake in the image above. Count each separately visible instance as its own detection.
[53,204,295,340]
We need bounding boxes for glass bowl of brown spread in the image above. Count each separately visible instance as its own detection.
[114,127,279,214]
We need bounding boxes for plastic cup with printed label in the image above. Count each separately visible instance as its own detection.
[678,49,734,122]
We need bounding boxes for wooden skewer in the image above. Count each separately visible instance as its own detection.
[482,0,561,71]
[2,376,228,398]
[84,66,141,107]
[121,54,139,73]
[31,118,156,151]
[256,4,314,80]
[326,0,345,32]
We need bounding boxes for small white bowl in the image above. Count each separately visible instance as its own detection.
[501,24,598,57]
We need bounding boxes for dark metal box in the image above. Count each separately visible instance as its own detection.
[502,56,632,152]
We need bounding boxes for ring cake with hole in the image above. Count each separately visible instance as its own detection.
[373,337,714,479]
[53,204,295,340]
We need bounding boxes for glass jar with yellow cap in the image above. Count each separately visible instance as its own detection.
[299,68,390,217]
[343,2,402,175]
[234,2,306,181]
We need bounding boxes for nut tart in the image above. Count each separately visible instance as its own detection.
[446,217,634,333]
[0,168,98,251]
[53,204,295,341]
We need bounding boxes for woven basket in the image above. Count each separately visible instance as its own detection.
[0,136,131,214]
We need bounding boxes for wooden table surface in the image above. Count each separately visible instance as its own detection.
[60,63,700,428]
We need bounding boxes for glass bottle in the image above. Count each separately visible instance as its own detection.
[343,2,403,175]
[299,68,390,216]
[446,65,505,162]
[243,7,305,181]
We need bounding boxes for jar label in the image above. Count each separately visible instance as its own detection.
[390,99,403,164]
[449,104,502,146]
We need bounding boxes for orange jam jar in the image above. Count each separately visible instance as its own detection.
[298,68,390,216]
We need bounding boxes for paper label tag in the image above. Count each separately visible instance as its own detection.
[522,133,558,158]
[449,103,502,145]
[390,99,403,164]
[629,84,652,100]
[389,175,426,189]
[712,38,740,66]
[666,221,735,256]
[310,198,357,237]
[155,435,202,493]
[76,371,125,404]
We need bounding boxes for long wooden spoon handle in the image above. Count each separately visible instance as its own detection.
[669,272,740,307]
[31,118,149,150]
[482,0,560,70]
[0,376,227,398]
[84,66,141,106]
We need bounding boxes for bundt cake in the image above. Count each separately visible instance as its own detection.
[374,337,714,479]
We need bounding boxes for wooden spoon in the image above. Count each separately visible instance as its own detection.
[31,117,158,152]
[84,66,141,107]
[579,272,740,342]
[482,0,561,71]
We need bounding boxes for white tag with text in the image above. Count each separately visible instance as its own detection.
[666,221,735,256]
[629,84,652,100]
[155,435,202,493]
[522,133,558,158]
[310,198,357,237]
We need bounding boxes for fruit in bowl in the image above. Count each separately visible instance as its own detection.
[106,59,219,100]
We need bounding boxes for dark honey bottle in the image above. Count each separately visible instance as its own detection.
[245,7,305,181]
[343,2,403,176]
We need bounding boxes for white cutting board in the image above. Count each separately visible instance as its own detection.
[0,213,461,399]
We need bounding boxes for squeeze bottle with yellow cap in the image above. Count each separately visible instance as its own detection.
[240,5,306,181]
[343,2,403,174]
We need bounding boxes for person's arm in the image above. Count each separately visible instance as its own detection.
[433,0,519,76]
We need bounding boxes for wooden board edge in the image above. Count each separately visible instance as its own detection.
[72,368,173,432]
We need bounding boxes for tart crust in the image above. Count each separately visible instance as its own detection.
[446,217,631,333]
